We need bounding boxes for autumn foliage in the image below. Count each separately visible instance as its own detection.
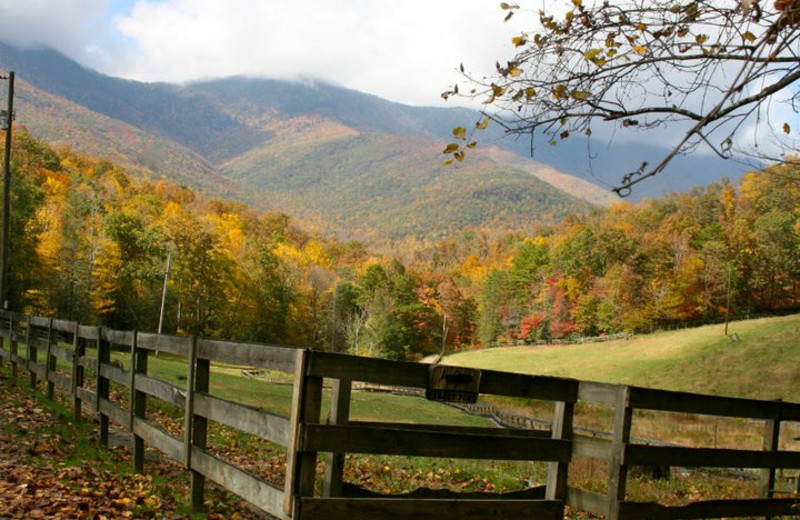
[4,130,800,355]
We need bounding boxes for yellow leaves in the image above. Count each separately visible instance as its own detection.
[552,84,569,99]
[443,143,460,154]
[452,127,467,140]
[511,35,527,47]
[695,34,709,45]
[570,90,591,101]
[783,122,791,134]
[476,118,490,130]
[584,48,602,61]
[633,45,648,55]
[743,31,756,43]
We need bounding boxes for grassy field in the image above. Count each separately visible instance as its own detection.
[445,314,800,401]
[8,314,800,516]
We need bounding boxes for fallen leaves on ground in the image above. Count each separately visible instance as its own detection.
[0,370,272,519]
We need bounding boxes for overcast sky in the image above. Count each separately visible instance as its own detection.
[0,0,528,107]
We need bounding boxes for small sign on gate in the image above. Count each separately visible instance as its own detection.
[426,365,481,403]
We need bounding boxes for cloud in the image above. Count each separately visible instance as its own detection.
[0,0,111,56]
[0,0,529,107]
[106,0,526,106]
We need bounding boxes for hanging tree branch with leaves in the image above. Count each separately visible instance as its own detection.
[442,0,800,196]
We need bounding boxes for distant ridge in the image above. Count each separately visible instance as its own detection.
[0,41,744,240]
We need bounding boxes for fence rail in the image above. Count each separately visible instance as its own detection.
[0,309,798,520]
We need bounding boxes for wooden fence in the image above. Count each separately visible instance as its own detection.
[0,309,799,520]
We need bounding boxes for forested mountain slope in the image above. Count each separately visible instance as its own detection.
[0,41,743,241]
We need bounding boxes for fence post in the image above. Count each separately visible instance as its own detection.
[546,400,575,504]
[71,325,84,423]
[9,314,17,378]
[0,311,5,368]
[132,339,149,473]
[96,328,110,448]
[127,331,137,435]
[323,378,351,498]
[188,337,209,512]
[284,349,323,518]
[760,399,782,520]
[606,386,632,520]
[26,316,38,389]
[44,318,55,400]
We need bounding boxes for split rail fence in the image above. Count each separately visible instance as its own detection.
[0,309,799,520]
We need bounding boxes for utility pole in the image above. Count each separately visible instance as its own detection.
[0,71,15,310]
[158,252,172,335]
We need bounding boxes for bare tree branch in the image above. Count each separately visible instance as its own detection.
[442,0,800,195]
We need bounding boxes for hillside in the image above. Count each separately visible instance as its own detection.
[445,314,800,400]
[0,42,746,241]
[221,115,595,239]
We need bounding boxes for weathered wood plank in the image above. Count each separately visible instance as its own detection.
[546,400,574,500]
[9,352,25,365]
[136,332,191,357]
[284,349,310,515]
[77,325,100,341]
[132,345,148,473]
[50,319,77,333]
[578,381,622,404]
[308,351,428,388]
[480,370,579,402]
[28,361,45,379]
[628,386,783,420]
[182,337,198,469]
[341,482,546,500]
[297,497,564,520]
[78,357,98,371]
[624,444,800,469]
[618,498,800,520]
[302,424,572,462]
[51,345,73,363]
[76,386,96,405]
[190,356,210,511]
[99,363,130,386]
[135,375,186,408]
[133,417,184,463]
[196,339,298,373]
[607,386,632,520]
[49,372,71,391]
[99,398,132,430]
[193,393,290,447]
[567,487,608,516]
[323,379,352,498]
[573,435,612,460]
[100,328,135,346]
[347,421,551,438]
[309,352,578,401]
[28,316,51,328]
[33,337,51,351]
[190,448,287,518]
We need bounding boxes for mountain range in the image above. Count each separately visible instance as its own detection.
[0,42,748,241]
